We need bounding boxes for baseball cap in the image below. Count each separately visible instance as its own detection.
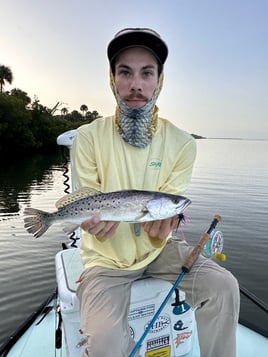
[107,28,168,72]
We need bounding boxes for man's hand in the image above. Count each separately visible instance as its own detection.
[142,216,179,240]
[81,216,119,239]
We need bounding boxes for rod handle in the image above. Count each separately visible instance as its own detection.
[182,215,221,273]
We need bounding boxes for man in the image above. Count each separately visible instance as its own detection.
[71,28,240,357]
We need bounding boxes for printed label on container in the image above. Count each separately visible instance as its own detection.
[174,331,192,349]
[128,304,155,321]
[145,345,171,357]
[145,315,170,334]
[147,334,170,351]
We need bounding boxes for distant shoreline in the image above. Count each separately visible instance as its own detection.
[208,137,268,141]
[192,134,268,141]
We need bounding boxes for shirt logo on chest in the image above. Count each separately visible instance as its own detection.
[148,159,162,169]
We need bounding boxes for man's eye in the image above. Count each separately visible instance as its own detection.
[119,70,130,77]
[143,71,153,77]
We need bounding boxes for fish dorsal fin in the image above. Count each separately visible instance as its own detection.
[56,187,101,209]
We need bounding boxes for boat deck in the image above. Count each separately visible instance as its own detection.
[4,304,268,357]
[2,248,268,357]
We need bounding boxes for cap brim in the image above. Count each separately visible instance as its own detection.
[107,31,168,65]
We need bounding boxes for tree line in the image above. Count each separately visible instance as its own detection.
[0,64,102,158]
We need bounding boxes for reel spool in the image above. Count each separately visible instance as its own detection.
[203,230,226,261]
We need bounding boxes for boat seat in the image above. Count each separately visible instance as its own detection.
[55,248,200,357]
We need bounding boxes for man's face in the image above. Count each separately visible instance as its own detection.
[114,47,159,109]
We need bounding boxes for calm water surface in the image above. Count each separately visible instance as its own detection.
[0,140,267,345]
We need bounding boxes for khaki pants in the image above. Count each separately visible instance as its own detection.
[77,239,240,357]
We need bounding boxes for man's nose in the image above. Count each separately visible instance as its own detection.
[130,75,142,92]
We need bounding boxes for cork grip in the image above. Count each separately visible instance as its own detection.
[182,215,221,273]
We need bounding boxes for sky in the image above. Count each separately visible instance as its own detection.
[1,0,268,139]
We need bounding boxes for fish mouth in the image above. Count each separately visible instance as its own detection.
[177,198,191,212]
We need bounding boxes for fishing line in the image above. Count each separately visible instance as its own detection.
[190,257,211,309]
[188,239,268,319]
[173,215,211,309]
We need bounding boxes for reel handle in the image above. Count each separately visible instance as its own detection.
[182,215,221,273]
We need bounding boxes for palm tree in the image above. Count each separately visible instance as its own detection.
[61,107,68,117]
[80,104,88,117]
[0,65,13,93]
[91,110,100,120]
[10,88,31,106]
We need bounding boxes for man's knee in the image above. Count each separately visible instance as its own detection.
[205,267,240,316]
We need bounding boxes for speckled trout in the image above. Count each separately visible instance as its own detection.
[24,187,191,238]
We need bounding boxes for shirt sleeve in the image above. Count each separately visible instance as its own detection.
[71,125,101,191]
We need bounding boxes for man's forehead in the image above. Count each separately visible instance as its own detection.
[115,47,159,65]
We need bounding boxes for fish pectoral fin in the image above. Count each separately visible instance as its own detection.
[123,209,150,223]
[133,207,152,222]
[141,207,149,213]
[62,224,80,235]
[56,187,102,209]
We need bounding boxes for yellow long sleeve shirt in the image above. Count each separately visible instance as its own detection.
[71,115,196,270]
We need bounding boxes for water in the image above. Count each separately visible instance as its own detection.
[0,140,268,345]
[0,151,71,344]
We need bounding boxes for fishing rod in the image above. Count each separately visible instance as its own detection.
[0,290,57,357]
[129,214,221,357]
[239,285,268,314]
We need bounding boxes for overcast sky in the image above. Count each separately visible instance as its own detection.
[1,0,268,139]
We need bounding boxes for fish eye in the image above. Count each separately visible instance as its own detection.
[172,198,179,204]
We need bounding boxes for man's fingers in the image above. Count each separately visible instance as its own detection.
[95,221,120,238]
[142,216,179,240]
[81,215,101,232]
[81,217,119,238]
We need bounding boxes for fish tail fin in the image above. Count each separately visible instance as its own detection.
[24,207,51,238]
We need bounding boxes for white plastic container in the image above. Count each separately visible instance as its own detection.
[129,280,199,357]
